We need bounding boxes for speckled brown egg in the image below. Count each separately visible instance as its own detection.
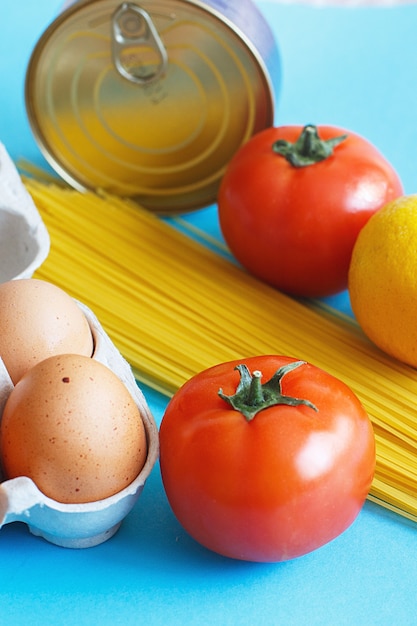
[0,278,94,384]
[0,353,148,504]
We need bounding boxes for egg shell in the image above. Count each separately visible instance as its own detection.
[0,278,94,384]
[1,353,148,504]
[0,302,159,548]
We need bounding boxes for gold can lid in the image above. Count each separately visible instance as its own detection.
[25,0,280,213]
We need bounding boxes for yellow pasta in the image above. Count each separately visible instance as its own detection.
[23,177,417,523]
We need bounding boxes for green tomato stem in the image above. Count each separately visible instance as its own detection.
[248,370,264,406]
[272,124,347,168]
[218,361,318,421]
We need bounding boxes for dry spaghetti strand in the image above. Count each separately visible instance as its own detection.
[24,178,417,523]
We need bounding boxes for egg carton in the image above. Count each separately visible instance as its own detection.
[0,142,50,282]
[0,145,159,548]
[0,302,159,548]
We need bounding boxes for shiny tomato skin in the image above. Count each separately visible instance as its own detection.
[218,125,403,297]
[159,355,375,562]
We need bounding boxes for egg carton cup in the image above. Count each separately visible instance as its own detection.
[0,142,50,282]
[0,302,159,548]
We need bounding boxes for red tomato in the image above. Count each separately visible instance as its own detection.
[159,355,375,563]
[218,124,403,297]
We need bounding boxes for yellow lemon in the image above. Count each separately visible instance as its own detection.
[349,195,417,367]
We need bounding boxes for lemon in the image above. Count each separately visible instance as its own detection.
[349,195,417,367]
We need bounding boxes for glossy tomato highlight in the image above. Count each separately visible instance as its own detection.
[159,356,375,562]
[218,124,403,297]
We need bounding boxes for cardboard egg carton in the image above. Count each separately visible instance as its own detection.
[0,142,50,282]
[0,145,159,548]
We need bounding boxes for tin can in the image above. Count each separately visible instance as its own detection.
[25,0,281,213]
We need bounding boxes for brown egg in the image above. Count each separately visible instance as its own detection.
[0,278,93,384]
[0,354,148,504]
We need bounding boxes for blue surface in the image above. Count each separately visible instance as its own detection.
[2,1,417,624]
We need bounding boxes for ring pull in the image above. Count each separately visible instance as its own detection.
[112,3,168,85]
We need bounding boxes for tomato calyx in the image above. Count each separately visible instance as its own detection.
[218,360,319,421]
[272,124,347,168]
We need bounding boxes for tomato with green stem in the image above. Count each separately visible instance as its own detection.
[218,124,403,297]
[159,355,375,562]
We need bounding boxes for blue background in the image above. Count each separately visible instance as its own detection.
[1,1,417,624]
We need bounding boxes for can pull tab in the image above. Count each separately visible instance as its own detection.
[112,3,168,85]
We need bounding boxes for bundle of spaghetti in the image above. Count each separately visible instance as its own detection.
[24,177,417,522]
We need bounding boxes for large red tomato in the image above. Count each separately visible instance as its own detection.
[159,355,375,562]
[218,124,403,297]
